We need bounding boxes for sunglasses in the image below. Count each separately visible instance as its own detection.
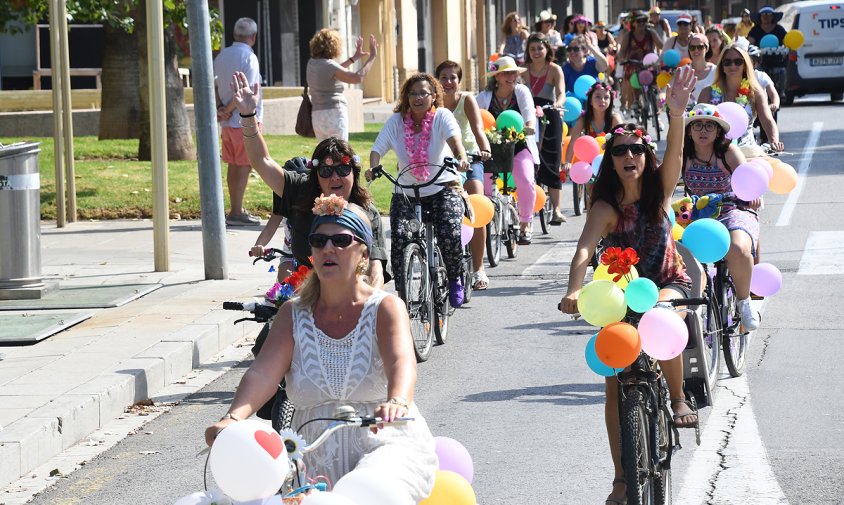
[677,21,691,26]
[317,164,353,178]
[722,58,745,67]
[691,121,718,132]
[308,233,364,249]
[610,143,648,156]
[568,46,583,52]
[689,44,707,52]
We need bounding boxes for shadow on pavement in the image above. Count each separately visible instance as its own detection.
[462,382,605,406]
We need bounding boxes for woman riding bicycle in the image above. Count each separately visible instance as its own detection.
[682,104,761,330]
[205,199,437,502]
[559,67,698,505]
[561,35,610,104]
[368,73,470,306]
[617,11,663,114]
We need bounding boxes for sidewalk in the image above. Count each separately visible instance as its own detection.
[0,219,272,490]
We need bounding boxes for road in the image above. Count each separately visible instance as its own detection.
[19,96,844,505]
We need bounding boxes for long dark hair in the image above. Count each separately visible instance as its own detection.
[590,123,664,225]
[583,83,615,134]
[297,137,371,212]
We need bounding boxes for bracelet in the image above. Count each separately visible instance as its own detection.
[219,412,242,422]
[239,111,257,118]
[668,114,684,119]
[387,396,409,409]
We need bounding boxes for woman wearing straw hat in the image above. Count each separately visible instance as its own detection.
[747,6,786,46]
[534,9,564,51]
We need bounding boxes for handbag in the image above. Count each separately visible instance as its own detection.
[295,84,316,137]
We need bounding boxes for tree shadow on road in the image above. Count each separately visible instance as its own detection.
[461,382,605,406]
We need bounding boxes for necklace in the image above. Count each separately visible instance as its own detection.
[694,150,715,166]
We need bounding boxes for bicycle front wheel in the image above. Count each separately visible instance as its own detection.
[461,244,473,304]
[721,276,748,377]
[486,200,502,267]
[538,184,553,234]
[271,380,295,432]
[433,245,450,346]
[649,88,661,142]
[621,387,654,505]
[572,182,583,216]
[401,243,434,362]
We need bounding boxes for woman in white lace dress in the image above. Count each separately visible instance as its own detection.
[206,197,437,503]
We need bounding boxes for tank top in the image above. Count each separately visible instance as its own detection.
[503,34,525,61]
[452,94,479,154]
[597,33,611,51]
[586,116,613,136]
[528,66,556,101]
[628,31,655,61]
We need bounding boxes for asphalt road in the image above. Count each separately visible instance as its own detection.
[22,95,844,505]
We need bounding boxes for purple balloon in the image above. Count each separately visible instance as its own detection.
[717,102,749,140]
[750,263,783,296]
[642,52,660,66]
[638,70,654,86]
[749,158,773,181]
[434,436,474,483]
[460,223,474,246]
[570,161,592,184]
[731,163,768,201]
[638,307,689,360]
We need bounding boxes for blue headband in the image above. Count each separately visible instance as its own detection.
[310,208,373,251]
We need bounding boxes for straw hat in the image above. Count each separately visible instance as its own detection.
[486,56,527,77]
[685,104,731,132]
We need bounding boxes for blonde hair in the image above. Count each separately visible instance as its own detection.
[711,44,761,108]
[309,28,342,59]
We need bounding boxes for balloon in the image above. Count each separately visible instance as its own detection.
[173,490,230,505]
[662,49,681,67]
[480,109,496,130]
[564,33,574,45]
[642,52,659,66]
[334,469,409,505]
[563,96,583,122]
[760,34,779,49]
[638,70,654,86]
[434,437,474,484]
[595,322,641,368]
[731,162,769,201]
[630,72,641,90]
[585,333,621,376]
[591,154,604,176]
[577,280,627,327]
[420,470,476,505]
[681,218,730,263]
[489,52,500,62]
[656,71,672,89]
[749,158,773,181]
[460,223,474,246]
[595,135,606,151]
[574,75,598,100]
[784,29,804,50]
[625,277,659,313]
[495,110,524,132]
[573,135,601,163]
[751,263,783,296]
[598,72,606,81]
[769,162,798,194]
[638,307,689,360]
[562,122,568,137]
[679,57,692,67]
[300,493,359,505]
[668,206,676,226]
[467,194,494,227]
[717,102,750,140]
[593,263,639,289]
[672,222,684,241]
[533,184,547,213]
[561,136,572,162]
[570,161,593,184]
[208,420,289,502]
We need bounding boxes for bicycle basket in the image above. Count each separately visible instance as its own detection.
[484,141,516,173]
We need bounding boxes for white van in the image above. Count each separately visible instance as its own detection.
[777,0,844,104]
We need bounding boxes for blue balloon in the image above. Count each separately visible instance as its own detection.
[574,75,597,100]
[591,154,604,175]
[760,34,779,49]
[585,334,620,377]
[563,96,583,122]
[625,278,659,313]
[668,206,676,226]
[681,218,730,263]
[663,49,681,68]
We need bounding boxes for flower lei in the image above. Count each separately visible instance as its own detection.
[600,247,640,283]
[312,194,347,216]
[307,155,361,168]
[403,110,435,181]
[604,127,657,152]
[710,78,750,107]
[265,263,311,306]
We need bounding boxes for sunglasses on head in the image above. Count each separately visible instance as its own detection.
[610,143,648,156]
[689,44,706,51]
[317,164,354,178]
[308,233,363,249]
[722,58,745,67]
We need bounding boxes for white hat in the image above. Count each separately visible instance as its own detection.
[535,9,557,24]
[677,13,693,24]
[685,104,731,132]
[486,56,527,77]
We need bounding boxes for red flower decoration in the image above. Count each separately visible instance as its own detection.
[341,155,351,164]
[600,247,640,282]
[634,129,644,138]
[284,265,311,290]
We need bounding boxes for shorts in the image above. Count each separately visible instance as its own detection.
[661,282,692,299]
[221,126,251,166]
[463,161,484,184]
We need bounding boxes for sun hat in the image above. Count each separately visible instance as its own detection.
[677,13,693,24]
[634,10,649,20]
[535,9,557,24]
[486,55,527,77]
[574,15,592,25]
[689,33,709,47]
[753,6,784,23]
[649,6,661,15]
[685,104,731,132]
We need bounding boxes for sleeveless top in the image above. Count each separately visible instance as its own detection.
[597,33,611,51]
[603,202,691,289]
[528,67,556,102]
[628,31,655,61]
[667,36,690,59]
[503,34,525,61]
[490,94,528,153]
[586,116,613,136]
[452,94,480,154]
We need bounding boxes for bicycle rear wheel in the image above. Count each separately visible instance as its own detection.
[461,244,473,304]
[505,203,519,258]
[621,387,653,505]
[721,276,748,377]
[401,243,434,362]
[538,184,552,234]
[486,200,502,267]
[433,246,450,345]
[572,182,584,216]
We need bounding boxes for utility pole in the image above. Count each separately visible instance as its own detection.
[146,0,170,271]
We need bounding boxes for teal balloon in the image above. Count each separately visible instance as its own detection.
[563,96,583,122]
[760,34,779,49]
[625,278,659,313]
[668,207,676,226]
[574,75,597,100]
[495,110,524,132]
[585,334,620,377]
[681,218,730,263]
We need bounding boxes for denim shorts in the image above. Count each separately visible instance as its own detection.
[461,161,485,184]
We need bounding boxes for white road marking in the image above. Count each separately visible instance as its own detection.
[520,241,577,278]
[776,121,823,227]
[797,231,844,275]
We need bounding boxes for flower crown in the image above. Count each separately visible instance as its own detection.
[605,127,657,152]
[307,154,361,168]
[312,194,348,216]
[686,108,724,119]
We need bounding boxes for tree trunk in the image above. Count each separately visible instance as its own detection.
[136,0,196,161]
[98,24,141,139]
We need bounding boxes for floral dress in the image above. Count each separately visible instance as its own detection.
[708,80,756,146]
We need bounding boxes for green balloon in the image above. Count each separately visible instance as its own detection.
[630,72,641,90]
[625,278,659,313]
[495,109,525,132]
[506,172,514,187]
[577,280,627,327]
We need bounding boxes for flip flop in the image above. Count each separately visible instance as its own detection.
[606,477,627,505]
[471,270,489,290]
[671,398,699,429]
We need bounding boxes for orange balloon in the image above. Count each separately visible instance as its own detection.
[769,161,798,194]
[480,109,496,131]
[595,322,641,368]
[561,136,572,163]
[679,57,692,67]
[489,53,500,62]
[533,184,547,213]
[656,71,672,89]
[467,194,494,228]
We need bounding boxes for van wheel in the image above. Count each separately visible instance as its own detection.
[832,92,844,102]
[783,91,795,106]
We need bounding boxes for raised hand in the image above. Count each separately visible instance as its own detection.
[368,34,379,60]
[229,71,260,116]
[664,65,697,113]
[353,36,368,61]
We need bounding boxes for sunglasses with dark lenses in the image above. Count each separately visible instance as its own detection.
[677,21,691,26]
[610,143,648,156]
[568,46,583,52]
[317,164,354,178]
[722,58,745,67]
[308,233,363,249]
[689,44,707,51]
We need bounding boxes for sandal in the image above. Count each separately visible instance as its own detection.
[471,270,489,290]
[606,477,627,505]
[671,398,699,429]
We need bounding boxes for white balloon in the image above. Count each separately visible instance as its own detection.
[300,492,360,505]
[333,469,413,505]
[174,490,231,505]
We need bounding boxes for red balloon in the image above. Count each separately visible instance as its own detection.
[573,135,601,163]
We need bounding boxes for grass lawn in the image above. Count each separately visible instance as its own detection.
[1,123,398,220]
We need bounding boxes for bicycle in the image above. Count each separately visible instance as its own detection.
[535,104,566,233]
[620,59,663,142]
[484,148,520,266]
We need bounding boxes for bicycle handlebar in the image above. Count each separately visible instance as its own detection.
[249,248,286,265]
[301,415,414,455]
[222,299,278,324]
[370,155,481,191]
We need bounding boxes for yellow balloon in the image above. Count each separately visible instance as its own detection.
[598,72,606,81]
[593,263,639,289]
[656,71,672,89]
[769,162,798,194]
[784,29,804,50]
[562,122,569,137]
[495,177,504,191]
[672,223,685,241]
[420,470,476,505]
[577,280,628,327]
[467,193,494,228]
[533,184,547,213]
[596,135,607,151]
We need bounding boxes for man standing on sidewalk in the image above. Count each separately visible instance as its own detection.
[214,17,262,226]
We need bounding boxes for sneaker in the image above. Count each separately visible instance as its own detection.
[737,298,760,331]
[226,211,260,226]
[517,229,533,245]
[448,279,465,308]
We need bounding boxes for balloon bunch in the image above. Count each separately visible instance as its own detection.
[565,130,605,185]
[421,437,477,505]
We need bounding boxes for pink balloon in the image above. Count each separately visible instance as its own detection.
[638,70,654,86]
[750,263,782,296]
[731,163,768,201]
[573,135,601,163]
[570,161,593,184]
[434,436,474,484]
[749,158,773,181]
[460,223,474,246]
[716,102,749,140]
[642,52,659,66]
[638,307,689,360]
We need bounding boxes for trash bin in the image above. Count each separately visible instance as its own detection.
[0,142,55,299]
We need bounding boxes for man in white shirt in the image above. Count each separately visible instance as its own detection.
[214,17,263,226]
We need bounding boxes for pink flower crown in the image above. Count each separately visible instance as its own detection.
[307,154,361,168]
[605,127,658,152]
[312,194,348,216]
